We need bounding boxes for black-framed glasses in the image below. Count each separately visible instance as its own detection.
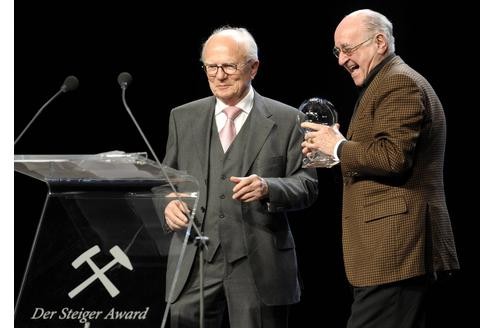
[332,36,374,58]
[202,61,251,76]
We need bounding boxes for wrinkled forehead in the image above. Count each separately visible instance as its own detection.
[334,16,366,45]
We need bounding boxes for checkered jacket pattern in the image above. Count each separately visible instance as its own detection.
[340,56,459,287]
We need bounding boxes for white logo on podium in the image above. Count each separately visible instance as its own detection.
[68,245,133,298]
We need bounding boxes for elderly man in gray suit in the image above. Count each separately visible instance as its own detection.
[163,26,318,328]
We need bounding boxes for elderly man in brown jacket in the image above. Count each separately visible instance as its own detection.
[302,9,459,328]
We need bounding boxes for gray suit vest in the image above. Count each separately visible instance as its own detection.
[203,115,252,263]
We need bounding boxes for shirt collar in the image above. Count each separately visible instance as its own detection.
[215,86,254,115]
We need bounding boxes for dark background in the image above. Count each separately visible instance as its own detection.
[15,1,479,327]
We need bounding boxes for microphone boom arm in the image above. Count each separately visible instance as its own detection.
[14,75,79,147]
[119,86,204,238]
[15,89,63,146]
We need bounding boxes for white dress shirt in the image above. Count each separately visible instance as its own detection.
[214,86,254,134]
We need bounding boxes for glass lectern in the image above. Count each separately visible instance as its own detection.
[14,152,199,327]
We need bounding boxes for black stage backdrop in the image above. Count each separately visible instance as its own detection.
[14,1,479,327]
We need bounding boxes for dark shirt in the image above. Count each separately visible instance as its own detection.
[354,53,396,113]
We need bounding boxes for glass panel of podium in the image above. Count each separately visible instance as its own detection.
[14,152,199,327]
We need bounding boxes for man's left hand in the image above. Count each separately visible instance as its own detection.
[230,174,269,202]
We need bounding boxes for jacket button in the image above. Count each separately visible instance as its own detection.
[220,194,225,199]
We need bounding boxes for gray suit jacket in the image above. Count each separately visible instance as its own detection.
[163,91,318,305]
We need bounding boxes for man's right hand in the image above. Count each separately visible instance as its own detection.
[301,122,345,157]
[164,199,190,231]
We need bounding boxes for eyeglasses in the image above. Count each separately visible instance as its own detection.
[332,36,374,58]
[202,61,251,76]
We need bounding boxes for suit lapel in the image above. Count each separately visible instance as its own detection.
[347,96,367,139]
[191,98,215,184]
[240,94,274,176]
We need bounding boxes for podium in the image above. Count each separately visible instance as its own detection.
[14,152,199,327]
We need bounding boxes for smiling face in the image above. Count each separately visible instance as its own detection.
[334,14,388,86]
[202,34,259,106]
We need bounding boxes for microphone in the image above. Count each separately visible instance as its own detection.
[15,75,79,146]
[117,71,203,221]
[117,71,205,231]
[61,75,79,92]
[117,72,132,89]
[117,74,206,326]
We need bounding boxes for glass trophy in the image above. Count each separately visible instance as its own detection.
[298,97,340,168]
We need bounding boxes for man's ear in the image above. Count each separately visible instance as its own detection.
[375,34,388,55]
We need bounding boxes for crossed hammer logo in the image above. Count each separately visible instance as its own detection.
[68,245,133,299]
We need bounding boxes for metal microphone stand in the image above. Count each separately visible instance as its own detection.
[119,76,209,328]
[194,235,209,328]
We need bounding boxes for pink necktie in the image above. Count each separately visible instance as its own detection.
[219,106,242,152]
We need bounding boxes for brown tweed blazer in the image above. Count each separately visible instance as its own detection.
[340,56,459,287]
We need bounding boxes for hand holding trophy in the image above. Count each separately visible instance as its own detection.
[298,97,339,168]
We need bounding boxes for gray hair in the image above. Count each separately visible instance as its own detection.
[201,26,259,62]
[351,9,395,54]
